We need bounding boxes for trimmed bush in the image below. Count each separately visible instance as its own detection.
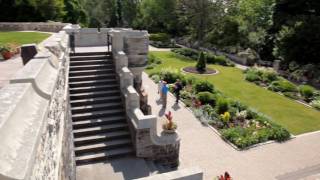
[299,85,315,100]
[193,80,214,93]
[151,74,160,83]
[311,100,320,110]
[159,68,183,84]
[214,55,228,66]
[269,80,298,92]
[216,98,229,114]
[196,91,216,106]
[196,51,206,72]
[262,71,278,83]
[171,48,199,60]
[149,33,170,42]
[245,72,261,82]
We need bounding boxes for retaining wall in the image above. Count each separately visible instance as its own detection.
[0,22,69,32]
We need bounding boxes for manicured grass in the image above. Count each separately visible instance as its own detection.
[0,31,51,45]
[146,51,320,135]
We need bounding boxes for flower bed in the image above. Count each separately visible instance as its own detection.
[244,67,320,111]
[150,68,291,149]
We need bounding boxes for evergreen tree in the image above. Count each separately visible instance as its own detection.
[196,52,207,72]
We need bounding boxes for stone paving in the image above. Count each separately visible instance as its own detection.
[142,72,320,180]
[0,56,23,88]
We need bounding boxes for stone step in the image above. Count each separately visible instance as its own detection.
[72,109,125,121]
[75,147,134,166]
[73,122,128,137]
[70,59,113,66]
[71,102,123,114]
[69,79,117,88]
[69,74,116,82]
[71,96,122,107]
[73,116,127,129]
[70,90,120,100]
[69,84,119,94]
[74,131,130,147]
[71,51,110,57]
[75,139,132,156]
[69,69,115,77]
[69,64,114,71]
[70,55,111,61]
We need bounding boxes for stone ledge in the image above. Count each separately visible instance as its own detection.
[136,167,203,180]
[0,83,50,180]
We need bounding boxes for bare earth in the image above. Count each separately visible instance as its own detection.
[142,72,320,180]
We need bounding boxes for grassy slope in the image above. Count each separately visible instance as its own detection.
[147,51,320,135]
[0,31,51,45]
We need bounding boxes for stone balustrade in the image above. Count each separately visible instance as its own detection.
[114,48,180,167]
[0,30,74,180]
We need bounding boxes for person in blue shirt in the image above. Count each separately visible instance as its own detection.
[161,81,169,108]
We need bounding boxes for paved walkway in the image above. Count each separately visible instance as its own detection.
[149,45,171,52]
[0,56,23,88]
[142,72,320,180]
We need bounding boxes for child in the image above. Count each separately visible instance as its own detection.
[174,79,183,103]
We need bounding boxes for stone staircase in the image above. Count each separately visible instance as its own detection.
[69,51,134,166]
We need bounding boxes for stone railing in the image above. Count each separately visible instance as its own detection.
[0,29,74,180]
[0,22,69,32]
[112,30,180,167]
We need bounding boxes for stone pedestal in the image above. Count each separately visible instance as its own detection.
[21,44,37,65]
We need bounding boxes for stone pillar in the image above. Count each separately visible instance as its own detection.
[273,60,281,72]
[123,31,149,92]
[110,30,125,57]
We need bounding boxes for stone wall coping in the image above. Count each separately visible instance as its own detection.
[10,58,58,100]
[136,167,203,180]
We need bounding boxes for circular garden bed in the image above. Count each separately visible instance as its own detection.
[182,66,218,75]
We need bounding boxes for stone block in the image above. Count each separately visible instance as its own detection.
[21,44,37,65]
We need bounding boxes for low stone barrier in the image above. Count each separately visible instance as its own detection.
[0,30,74,180]
[0,22,69,32]
[137,167,203,180]
[113,41,180,167]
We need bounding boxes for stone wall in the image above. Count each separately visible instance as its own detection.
[0,29,75,180]
[0,22,69,32]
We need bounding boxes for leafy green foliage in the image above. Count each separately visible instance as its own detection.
[299,85,315,100]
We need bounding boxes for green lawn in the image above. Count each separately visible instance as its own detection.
[147,51,320,135]
[0,31,51,45]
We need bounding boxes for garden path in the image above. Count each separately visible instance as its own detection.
[0,55,23,88]
[142,72,320,180]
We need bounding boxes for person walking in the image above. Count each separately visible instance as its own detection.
[161,81,169,108]
[174,79,183,103]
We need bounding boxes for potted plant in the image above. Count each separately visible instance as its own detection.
[0,44,12,60]
[162,111,177,133]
